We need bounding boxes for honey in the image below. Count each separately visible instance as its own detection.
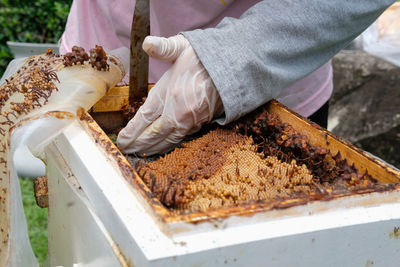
[134,106,393,213]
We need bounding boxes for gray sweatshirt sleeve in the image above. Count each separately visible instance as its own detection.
[182,0,394,125]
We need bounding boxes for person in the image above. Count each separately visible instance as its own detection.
[60,0,395,156]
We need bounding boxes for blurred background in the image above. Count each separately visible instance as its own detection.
[0,1,399,266]
[0,0,71,77]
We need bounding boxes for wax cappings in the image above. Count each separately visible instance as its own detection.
[135,108,391,214]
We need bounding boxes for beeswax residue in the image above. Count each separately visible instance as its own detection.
[135,107,388,213]
[0,47,125,265]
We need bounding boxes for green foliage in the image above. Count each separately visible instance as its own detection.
[0,0,72,76]
[19,178,48,265]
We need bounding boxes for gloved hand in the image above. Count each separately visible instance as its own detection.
[117,34,224,155]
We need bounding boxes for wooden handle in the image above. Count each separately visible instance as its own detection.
[129,0,150,103]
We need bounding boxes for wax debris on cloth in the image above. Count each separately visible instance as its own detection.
[0,46,126,266]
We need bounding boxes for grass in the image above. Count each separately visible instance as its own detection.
[19,177,48,265]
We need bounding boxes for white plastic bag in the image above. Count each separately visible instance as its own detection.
[362,3,400,66]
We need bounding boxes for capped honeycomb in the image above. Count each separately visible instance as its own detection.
[133,105,396,213]
[138,129,315,212]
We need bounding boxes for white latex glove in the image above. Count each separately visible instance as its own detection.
[117,34,224,155]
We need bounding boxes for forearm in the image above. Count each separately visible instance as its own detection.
[183,0,394,124]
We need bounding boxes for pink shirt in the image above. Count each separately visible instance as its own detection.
[60,0,332,117]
